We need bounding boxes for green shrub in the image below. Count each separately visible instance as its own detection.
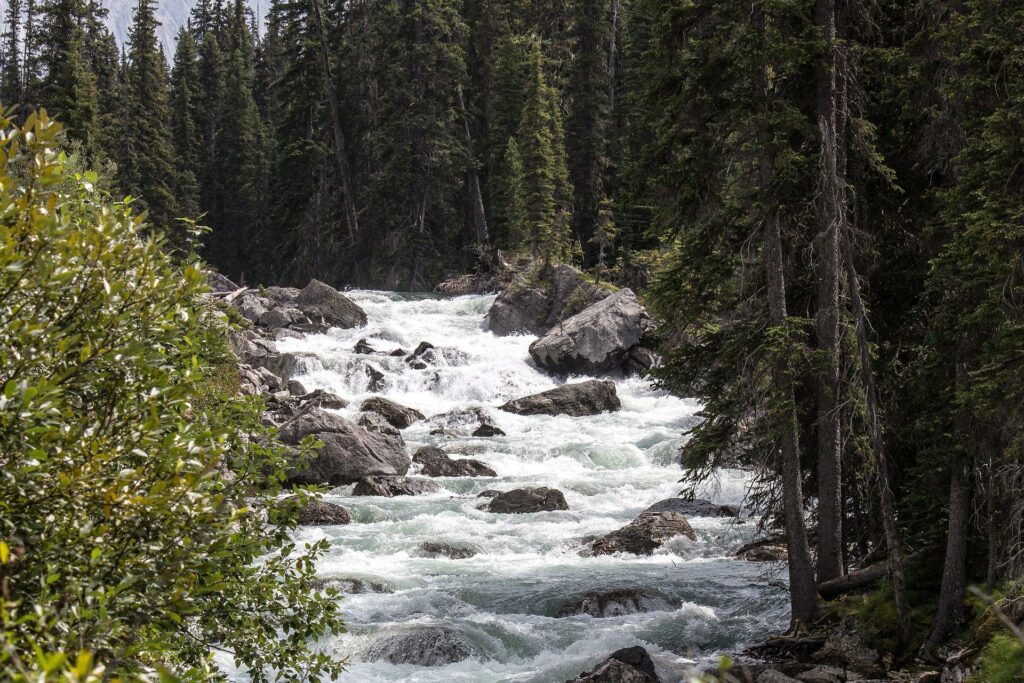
[973,633,1024,683]
[0,110,344,680]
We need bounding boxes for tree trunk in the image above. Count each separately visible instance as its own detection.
[311,0,360,244]
[755,4,817,629]
[608,0,619,113]
[456,86,489,245]
[814,0,845,586]
[840,230,912,642]
[923,451,970,652]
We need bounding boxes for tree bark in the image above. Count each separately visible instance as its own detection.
[840,231,912,641]
[311,0,360,244]
[456,86,489,245]
[923,451,970,651]
[608,0,619,113]
[755,3,817,630]
[814,0,846,586]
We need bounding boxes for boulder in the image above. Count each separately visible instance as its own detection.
[427,407,502,436]
[623,346,658,377]
[353,338,376,354]
[287,379,310,396]
[814,621,884,678]
[758,672,802,683]
[257,352,324,382]
[473,423,506,437]
[529,288,651,376]
[227,330,278,363]
[276,496,351,525]
[568,646,661,682]
[486,487,568,513]
[352,475,440,497]
[739,544,788,562]
[205,270,239,293]
[413,446,497,477]
[500,380,620,417]
[591,511,696,556]
[235,291,271,324]
[363,627,475,666]
[642,498,739,518]
[796,666,847,683]
[364,364,387,392]
[360,396,424,429]
[321,577,392,594]
[356,411,402,437]
[487,264,609,337]
[258,306,303,329]
[555,589,673,618]
[294,279,367,329]
[417,541,478,560]
[278,410,409,485]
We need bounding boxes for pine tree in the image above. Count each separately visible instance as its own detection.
[1,0,23,107]
[495,136,526,247]
[169,25,203,220]
[121,0,178,235]
[516,35,571,262]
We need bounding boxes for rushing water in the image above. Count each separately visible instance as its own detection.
[268,291,788,682]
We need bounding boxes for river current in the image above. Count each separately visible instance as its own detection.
[265,291,787,681]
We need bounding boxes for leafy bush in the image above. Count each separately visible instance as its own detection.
[973,633,1024,683]
[0,110,344,680]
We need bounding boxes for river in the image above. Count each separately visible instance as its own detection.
[270,291,788,681]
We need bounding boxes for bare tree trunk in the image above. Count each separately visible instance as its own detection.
[840,231,912,642]
[311,0,360,244]
[922,361,972,654]
[814,0,846,586]
[754,4,817,630]
[456,86,489,245]
[608,0,619,113]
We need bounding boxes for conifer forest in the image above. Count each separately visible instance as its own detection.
[0,0,1022,681]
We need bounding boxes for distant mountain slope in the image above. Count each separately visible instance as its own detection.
[104,0,267,50]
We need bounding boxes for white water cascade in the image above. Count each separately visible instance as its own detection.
[260,291,788,681]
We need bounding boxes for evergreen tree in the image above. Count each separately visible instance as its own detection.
[121,0,178,234]
[169,25,203,220]
[516,35,571,261]
[1,0,23,107]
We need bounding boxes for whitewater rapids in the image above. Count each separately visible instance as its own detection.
[253,291,788,681]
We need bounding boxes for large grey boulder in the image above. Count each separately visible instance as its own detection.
[529,288,651,376]
[228,330,278,364]
[487,264,609,336]
[555,589,673,618]
[413,446,497,477]
[256,352,324,382]
[278,409,409,486]
[363,627,476,666]
[352,475,440,497]
[294,279,368,329]
[486,487,568,513]
[568,647,661,682]
[500,380,620,417]
[275,496,351,525]
[360,396,424,429]
[642,498,739,518]
[590,511,696,556]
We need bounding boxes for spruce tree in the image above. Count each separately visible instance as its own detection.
[516,35,570,262]
[1,0,23,107]
[121,0,178,235]
[169,25,203,220]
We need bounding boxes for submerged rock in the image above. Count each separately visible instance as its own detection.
[568,646,661,682]
[529,288,652,376]
[360,396,425,429]
[427,407,503,436]
[353,338,376,354]
[590,511,696,556]
[278,409,409,485]
[413,446,497,478]
[555,589,673,618]
[472,423,506,437]
[363,627,476,666]
[417,541,478,559]
[486,487,568,513]
[500,380,620,417]
[321,577,393,594]
[642,498,739,518]
[352,475,440,497]
[256,351,324,382]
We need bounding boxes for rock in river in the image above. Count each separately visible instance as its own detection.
[529,288,651,376]
[278,409,410,486]
[352,475,440,497]
[642,498,739,518]
[568,646,661,682]
[274,496,351,525]
[486,264,609,336]
[486,487,568,513]
[360,396,425,429]
[417,541,478,559]
[500,380,620,417]
[555,588,673,618]
[413,446,496,477]
[590,511,696,556]
[363,626,476,666]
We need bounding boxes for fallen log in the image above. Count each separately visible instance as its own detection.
[818,560,889,599]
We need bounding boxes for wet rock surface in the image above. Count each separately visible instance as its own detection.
[590,511,696,556]
[413,446,497,477]
[363,626,476,666]
[352,475,441,497]
[485,487,569,513]
[500,379,620,417]
[360,395,425,429]
[642,497,740,518]
[555,589,673,618]
[567,646,661,682]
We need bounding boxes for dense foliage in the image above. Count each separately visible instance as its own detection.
[0,110,344,681]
